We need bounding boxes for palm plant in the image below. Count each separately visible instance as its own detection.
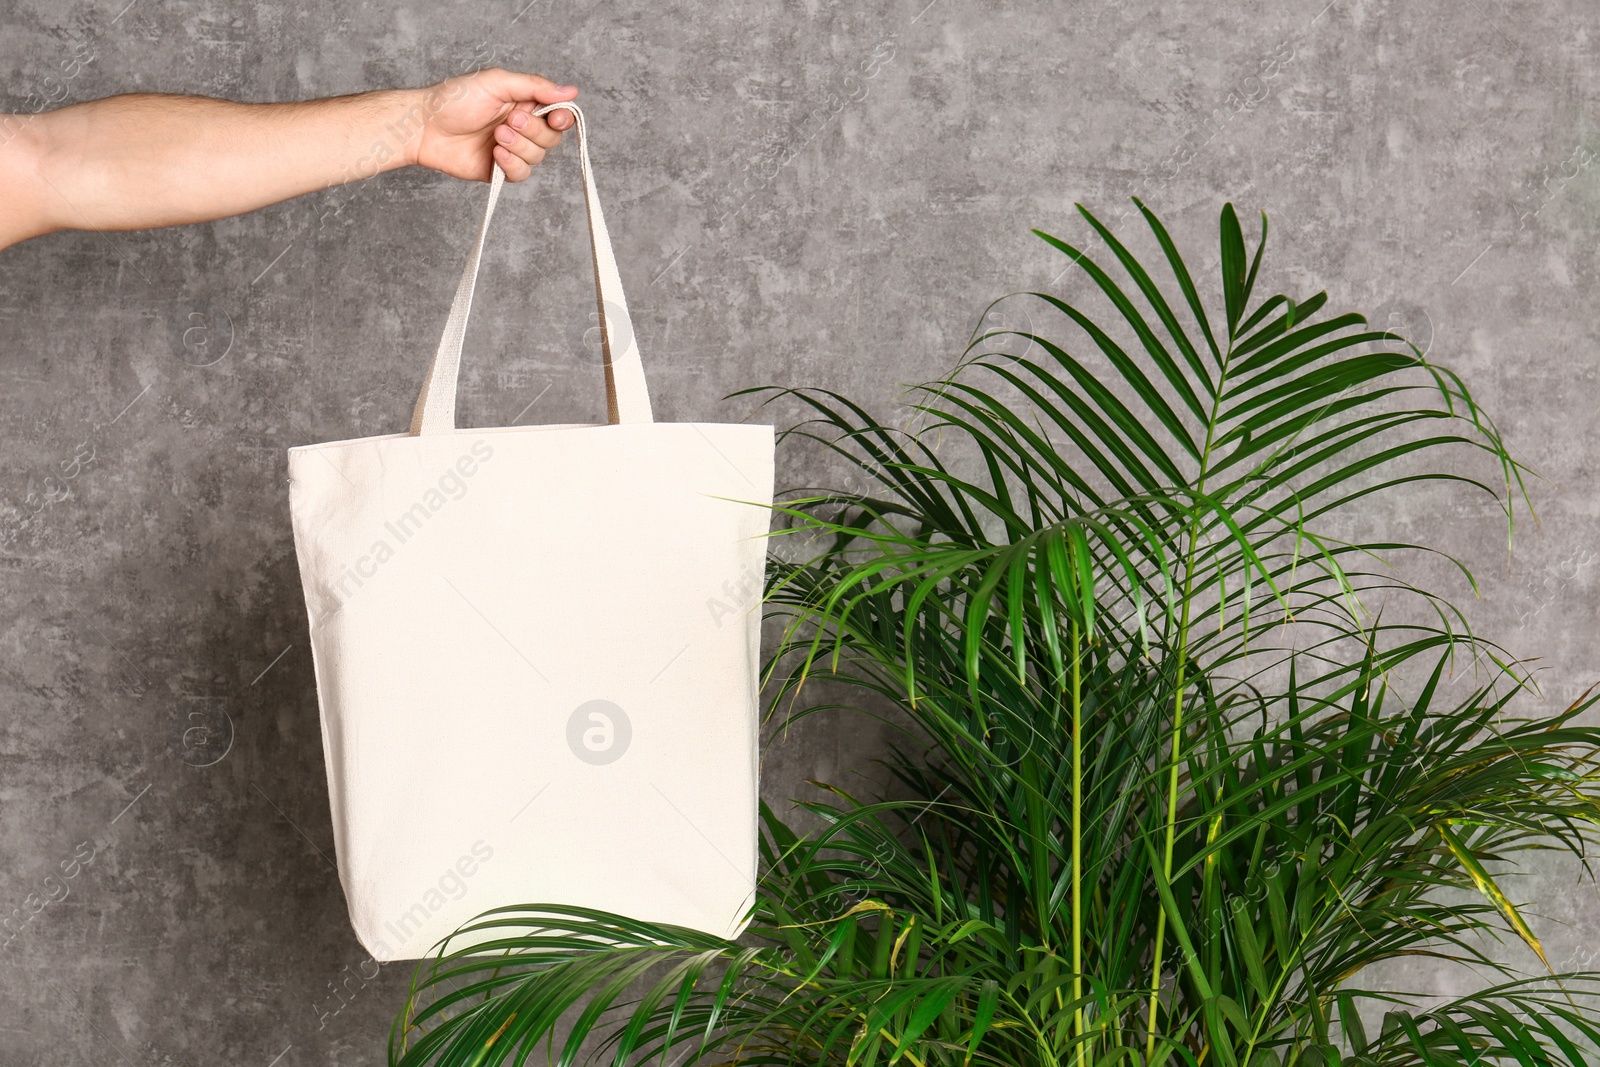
[389,201,1600,1067]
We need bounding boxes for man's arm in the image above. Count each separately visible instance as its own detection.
[0,68,577,251]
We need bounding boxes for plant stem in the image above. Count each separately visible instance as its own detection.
[1147,391,1223,1057]
[1072,620,1085,1067]
[1144,630,1190,1060]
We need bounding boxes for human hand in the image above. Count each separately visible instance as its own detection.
[412,68,578,183]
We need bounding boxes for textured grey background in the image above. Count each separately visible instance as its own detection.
[2,0,1599,1062]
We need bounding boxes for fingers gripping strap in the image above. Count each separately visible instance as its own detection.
[409,102,653,435]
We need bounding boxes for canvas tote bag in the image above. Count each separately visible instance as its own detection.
[287,103,774,962]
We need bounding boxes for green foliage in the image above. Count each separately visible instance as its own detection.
[390,201,1600,1067]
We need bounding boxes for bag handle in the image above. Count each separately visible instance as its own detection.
[409,102,654,435]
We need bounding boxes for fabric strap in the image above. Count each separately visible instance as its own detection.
[409,102,653,435]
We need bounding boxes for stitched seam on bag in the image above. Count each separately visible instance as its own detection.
[286,422,772,454]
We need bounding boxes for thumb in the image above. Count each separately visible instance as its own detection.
[478,68,579,106]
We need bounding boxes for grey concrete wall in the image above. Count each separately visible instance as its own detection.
[1,0,1598,1062]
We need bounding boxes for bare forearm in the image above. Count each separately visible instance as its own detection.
[0,69,576,251]
[15,88,427,235]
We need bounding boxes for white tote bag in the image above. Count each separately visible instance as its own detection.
[287,103,774,962]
